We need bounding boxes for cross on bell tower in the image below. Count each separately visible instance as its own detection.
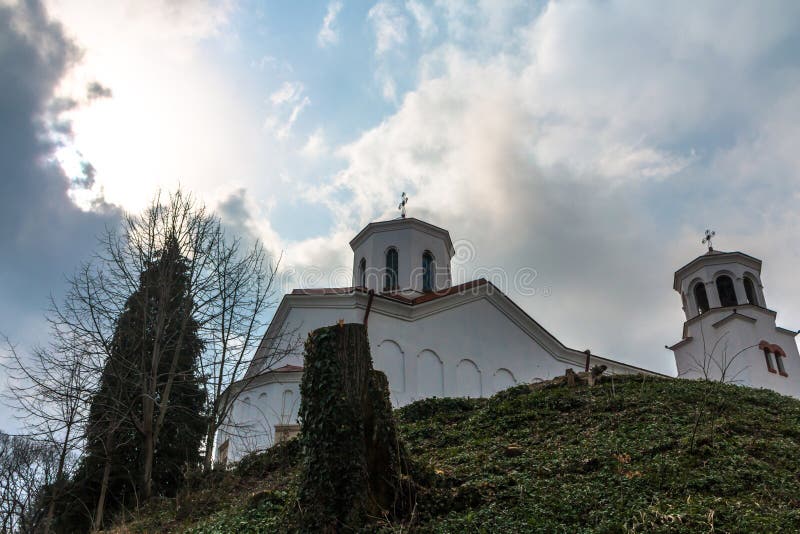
[702,229,716,252]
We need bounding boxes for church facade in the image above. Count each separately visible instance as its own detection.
[215,216,654,461]
[216,219,800,463]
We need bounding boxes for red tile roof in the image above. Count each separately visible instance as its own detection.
[272,364,304,373]
[290,279,489,305]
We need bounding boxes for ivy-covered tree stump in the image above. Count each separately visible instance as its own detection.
[298,323,413,532]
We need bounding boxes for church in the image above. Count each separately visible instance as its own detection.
[215,215,799,463]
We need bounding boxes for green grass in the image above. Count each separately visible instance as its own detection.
[111,376,800,532]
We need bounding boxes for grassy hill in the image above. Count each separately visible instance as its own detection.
[112,375,800,532]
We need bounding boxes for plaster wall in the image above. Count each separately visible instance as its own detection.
[673,306,800,398]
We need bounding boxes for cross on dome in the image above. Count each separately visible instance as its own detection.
[398,192,408,218]
[702,229,716,252]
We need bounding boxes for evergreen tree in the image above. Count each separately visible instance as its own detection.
[57,236,206,532]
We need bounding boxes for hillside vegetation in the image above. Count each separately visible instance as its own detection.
[112,375,800,532]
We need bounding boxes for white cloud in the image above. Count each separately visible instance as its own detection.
[317,1,343,47]
[406,0,437,39]
[42,0,258,213]
[301,1,800,373]
[368,1,408,55]
[300,128,329,159]
[269,81,304,106]
[265,81,310,140]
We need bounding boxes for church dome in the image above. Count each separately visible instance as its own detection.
[350,217,454,296]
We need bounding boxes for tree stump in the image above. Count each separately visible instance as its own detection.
[298,323,412,532]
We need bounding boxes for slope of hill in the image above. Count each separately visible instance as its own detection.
[112,375,800,532]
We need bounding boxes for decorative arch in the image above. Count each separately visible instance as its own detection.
[492,368,516,393]
[385,247,399,291]
[417,349,444,397]
[456,359,482,398]
[281,389,296,424]
[715,273,738,307]
[375,339,406,393]
[692,279,710,315]
[240,396,252,421]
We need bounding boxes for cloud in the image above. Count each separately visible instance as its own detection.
[301,1,800,374]
[317,1,343,48]
[300,128,329,159]
[264,81,310,140]
[368,1,408,56]
[405,0,436,39]
[86,80,112,99]
[269,81,304,106]
[0,0,120,364]
[39,0,249,214]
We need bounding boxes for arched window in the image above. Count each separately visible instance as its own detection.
[716,275,738,307]
[776,352,787,376]
[358,258,366,288]
[763,347,776,373]
[422,251,434,292]
[760,341,788,377]
[385,248,398,291]
[694,283,710,314]
[743,277,758,306]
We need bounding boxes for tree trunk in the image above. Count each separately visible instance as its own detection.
[142,428,154,500]
[203,418,216,471]
[93,456,113,532]
[297,323,412,532]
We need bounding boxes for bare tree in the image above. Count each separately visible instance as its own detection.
[1,334,97,533]
[198,236,298,470]
[43,189,292,504]
[682,324,756,384]
[0,432,59,533]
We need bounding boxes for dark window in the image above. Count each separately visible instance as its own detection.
[776,353,787,376]
[385,248,398,290]
[422,251,434,292]
[716,275,738,307]
[694,283,710,314]
[744,277,758,306]
[764,349,777,374]
[359,258,366,288]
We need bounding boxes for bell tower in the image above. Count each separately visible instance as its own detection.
[669,232,800,398]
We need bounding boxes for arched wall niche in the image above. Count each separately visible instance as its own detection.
[456,359,482,398]
[281,389,295,424]
[375,339,406,393]
[417,349,444,397]
[492,368,516,393]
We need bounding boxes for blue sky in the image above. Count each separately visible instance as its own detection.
[3,0,800,428]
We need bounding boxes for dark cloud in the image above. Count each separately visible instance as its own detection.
[0,0,120,372]
[86,80,112,100]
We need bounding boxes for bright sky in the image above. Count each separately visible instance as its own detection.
[3,1,800,429]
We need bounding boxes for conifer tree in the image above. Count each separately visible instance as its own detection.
[67,236,206,530]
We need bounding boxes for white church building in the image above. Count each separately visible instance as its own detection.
[216,219,800,462]
[216,215,654,461]
[669,236,800,397]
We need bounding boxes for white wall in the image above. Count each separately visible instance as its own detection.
[674,306,800,398]
[216,376,302,461]
[223,290,641,460]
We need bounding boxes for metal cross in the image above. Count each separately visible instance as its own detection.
[702,229,716,251]
[398,192,408,218]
